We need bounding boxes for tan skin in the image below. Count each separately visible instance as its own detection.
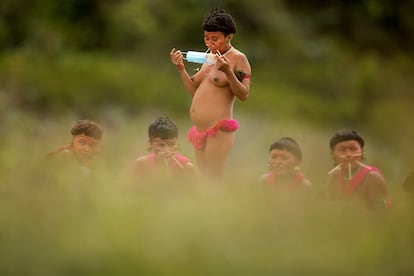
[260,149,300,183]
[326,140,389,209]
[259,149,312,192]
[56,134,101,168]
[46,133,101,179]
[170,31,251,181]
[133,137,199,181]
[268,149,300,176]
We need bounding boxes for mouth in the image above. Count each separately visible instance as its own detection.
[208,46,218,53]
[158,151,175,158]
[270,165,285,171]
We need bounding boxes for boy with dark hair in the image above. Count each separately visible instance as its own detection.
[47,119,103,176]
[132,117,199,183]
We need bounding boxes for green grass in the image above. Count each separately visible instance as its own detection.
[0,111,413,276]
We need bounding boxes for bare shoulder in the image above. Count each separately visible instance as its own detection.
[361,170,388,195]
[232,49,250,65]
[185,161,197,169]
[59,148,73,155]
[258,173,269,183]
[185,161,199,174]
[367,170,386,184]
[232,48,248,58]
[231,48,251,78]
[53,149,74,161]
[133,155,149,170]
[302,178,313,188]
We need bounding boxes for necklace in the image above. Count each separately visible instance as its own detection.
[219,46,233,57]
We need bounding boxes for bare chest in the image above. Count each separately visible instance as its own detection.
[201,65,231,87]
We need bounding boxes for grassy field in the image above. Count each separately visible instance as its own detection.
[0,111,413,276]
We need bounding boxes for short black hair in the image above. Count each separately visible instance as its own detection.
[148,117,178,140]
[329,129,365,150]
[202,8,236,35]
[71,120,103,140]
[269,137,302,161]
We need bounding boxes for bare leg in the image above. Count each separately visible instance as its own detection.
[195,130,235,183]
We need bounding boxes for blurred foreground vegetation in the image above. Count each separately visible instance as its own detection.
[1,0,414,274]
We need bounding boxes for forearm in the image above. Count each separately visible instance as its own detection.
[170,48,197,96]
[177,67,197,96]
[366,174,390,209]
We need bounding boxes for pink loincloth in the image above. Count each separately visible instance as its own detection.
[187,119,239,150]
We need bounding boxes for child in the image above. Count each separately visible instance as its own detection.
[47,119,103,177]
[259,137,313,197]
[132,117,199,183]
[325,129,392,210]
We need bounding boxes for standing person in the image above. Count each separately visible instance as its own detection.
[132,117,199,184]
[325,129,392,210]
[47,119,104,178]
[259,137,313,198]
[170,8,251,182]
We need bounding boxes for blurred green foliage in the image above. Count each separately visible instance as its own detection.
[1,1,414,274]
[1,0,413,129]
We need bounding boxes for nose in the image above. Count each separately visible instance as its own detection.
[206,41,215,49]
[273,157,283,164]
[345,149,354,156]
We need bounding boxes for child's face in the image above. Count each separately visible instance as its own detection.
[268,149,299,176]
[332,140,363,167]
[71,134,101,160]
[149,137,178,158]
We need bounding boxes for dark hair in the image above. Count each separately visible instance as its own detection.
[269,137,302,161]
[202,8,236,35]
[148,117,178,140]
[71,120,103,140]
[329,129,365,150]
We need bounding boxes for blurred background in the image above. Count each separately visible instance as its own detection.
[1,0,414,275]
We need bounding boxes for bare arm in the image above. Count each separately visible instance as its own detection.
[170,48,202,97]
[184,162,201,183]
[365,172,390,209]
[132,156,148,176]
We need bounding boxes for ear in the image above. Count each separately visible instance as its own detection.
[226,34,233,42]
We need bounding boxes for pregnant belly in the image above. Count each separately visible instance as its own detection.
[190,100,233,130]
